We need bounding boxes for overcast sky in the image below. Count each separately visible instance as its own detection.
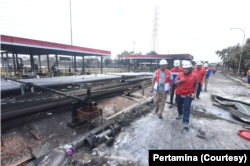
[1,0,250,63]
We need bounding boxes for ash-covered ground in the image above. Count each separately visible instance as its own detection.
[1,73,250,166]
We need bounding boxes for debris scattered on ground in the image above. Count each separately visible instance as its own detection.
[29,129,42,140]
[211,93,250,123]
[196,129,207,140]
[67,153,139,166]
[115,132,130,145]
[116,103,154,127]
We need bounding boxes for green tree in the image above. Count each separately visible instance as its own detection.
[146,51,158,55]
[116,50,142,67]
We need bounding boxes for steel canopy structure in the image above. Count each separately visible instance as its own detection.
[122,54,194,70]
[122,54,193,60]
[1,35,111,74]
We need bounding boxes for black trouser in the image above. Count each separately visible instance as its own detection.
[196,83,201,98]
[170,85,177,104]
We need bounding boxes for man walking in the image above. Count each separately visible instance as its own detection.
[194,61,206,99]
[202,63,212,91]
[151,59,173,119]
[175,61,198,129]
[247,69,250,88]
[213,68,216,75]
[169,60,182,108]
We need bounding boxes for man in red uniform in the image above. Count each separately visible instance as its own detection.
[169,60,182,108]
[194,61,206,99]
[151,59,173,119]
[247,69,250,88]
[175,61,198,129]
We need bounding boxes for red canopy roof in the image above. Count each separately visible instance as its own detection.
[1,35,110,55]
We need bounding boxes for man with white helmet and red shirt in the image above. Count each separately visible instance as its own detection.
[202,63,212,91]
[194,61,206,99]
[151,59,173,119]
[169,60,182,108]
[175,61,198,129]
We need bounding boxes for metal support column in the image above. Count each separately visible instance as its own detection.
[71,55,74,72]
[101,55,103,74]
[55,53,58,67]
[74,54,76,72]
[150,60,152,71]
[128,59,130,71]
[15,50,20,74]
[12,51,16,75]
[30,51,34,73]
[82,56,85,72]
[137,60,139,70]
[6,52,9,71]
[38,54,41,71]
[1,53,4,68]
[47,54,50,72]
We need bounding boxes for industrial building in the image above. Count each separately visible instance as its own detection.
[123,54,194,71]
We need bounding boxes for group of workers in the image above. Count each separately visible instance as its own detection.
[151,59,213,129]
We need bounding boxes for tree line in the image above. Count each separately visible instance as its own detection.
[216,38,250,75]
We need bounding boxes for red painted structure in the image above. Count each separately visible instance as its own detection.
[1,35,111,74]
[1,35,110,55]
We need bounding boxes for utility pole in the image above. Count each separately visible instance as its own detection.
[133,42,135,52]
[150,6,159,53]
[70,0,73,45]
[230,28,245,75]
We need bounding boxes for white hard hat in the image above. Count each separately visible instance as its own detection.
[196,61,203,66]
[204,63,208,67]
[182,61,193,68]
[181,60,186,64]
[159,59,168,65]
[173,60,180,67]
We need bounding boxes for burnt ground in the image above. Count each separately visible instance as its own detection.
[1,84,151,166]
[1,72,250,166]
[68,72,250,165]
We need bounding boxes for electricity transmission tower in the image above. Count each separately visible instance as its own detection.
[150,6,159,53]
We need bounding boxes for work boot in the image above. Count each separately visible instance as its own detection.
[158,114,163,119]
[204,90,207,92]
[176,114,182,119]
[183,123,189,129]
[155,108,158,113]
[196,96,200,99]
[169,104,173,108]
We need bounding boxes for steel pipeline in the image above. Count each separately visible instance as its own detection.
[1,76,152,92]
[1,84,143,122]
[1,79,151,112]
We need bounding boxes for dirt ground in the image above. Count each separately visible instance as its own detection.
[1,84,150,166]
[69,72,250,166]
[1,72,250,166]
